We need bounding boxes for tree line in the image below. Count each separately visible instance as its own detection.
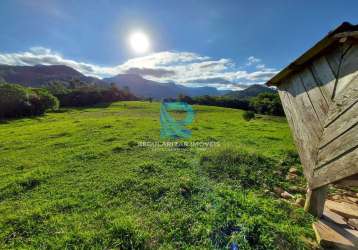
[0,81,283,120]
[0,82,137,119]
[174,92,284,116]
[47,81,137,107]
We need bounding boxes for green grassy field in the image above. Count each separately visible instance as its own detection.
[0,101,315,249]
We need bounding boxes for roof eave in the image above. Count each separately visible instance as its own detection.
[266,22,358,87]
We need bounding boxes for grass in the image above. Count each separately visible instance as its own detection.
[0,101,314,249]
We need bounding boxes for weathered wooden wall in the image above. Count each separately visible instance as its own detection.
[277,42,358,190]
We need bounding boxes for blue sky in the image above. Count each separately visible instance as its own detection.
[0,0,357,90]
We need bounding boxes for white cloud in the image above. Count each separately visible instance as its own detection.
[0,47,110,77]
[246,56,261,66]
[0,47,278,90]
[256,64,266,69]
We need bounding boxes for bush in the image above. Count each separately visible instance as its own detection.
[243,110,255,121]
[0,83,59,119]
[250,93,284,116]
[56,86,102,107]
[31,88,59,114]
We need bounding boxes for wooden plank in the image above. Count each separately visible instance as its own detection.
[299,68,330,127]
[325,46,343,78]
[286,74,324,135]
[348,219,358,230]
[278,89,314,179]
[323,208,348,226]
[325,200,358,219]
[317,122,358,167]
[310,56,336,102]
[313,219,358,249]
[336,44,358,95]
[334,31,358,39]
[336,72,358,101]
[323,43,358,101]
[325,82,358,128]
[320,102,358,148]
[283,74,324,178]
[278,75,323,180]
[311,148,358,189]
[304,185,328,217]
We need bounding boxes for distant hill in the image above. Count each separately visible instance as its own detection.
[0,64,107,87]
[225,84,276,99]
[0,65,231,99]
[103,74,229,99]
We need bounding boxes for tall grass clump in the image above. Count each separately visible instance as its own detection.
[200,147,284,189]
[202,187,314,249]
[243,110,255,121]
[108,216,149,249]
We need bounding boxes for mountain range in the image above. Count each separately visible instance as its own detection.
[225,84,276,99]
[0,64,228,98]
[0,64,106,87]
[103,74,229,99]
[0,64,275,99]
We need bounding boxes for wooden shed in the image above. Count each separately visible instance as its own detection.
[266,22,358,217]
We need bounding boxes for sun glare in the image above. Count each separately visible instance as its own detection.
[129,31,150,53]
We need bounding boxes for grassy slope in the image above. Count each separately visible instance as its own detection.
[0,101,314,249]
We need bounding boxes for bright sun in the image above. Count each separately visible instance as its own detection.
[129,31,150,53]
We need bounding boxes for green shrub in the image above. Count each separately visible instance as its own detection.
[0,83,30,118]
[250,93,284,116]
[0,83,59,119]
[243,110,255,121]
[281,150,301,166]
[31,88,59,113]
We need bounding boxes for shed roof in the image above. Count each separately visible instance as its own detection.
[266,22,358,86]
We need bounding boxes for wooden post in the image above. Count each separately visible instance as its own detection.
[304,185,328,217]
